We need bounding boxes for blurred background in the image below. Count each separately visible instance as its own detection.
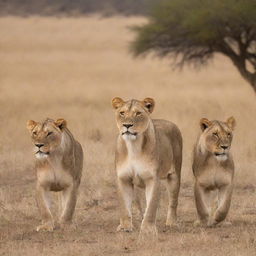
[0,0,156,16]
[0,1,256,255]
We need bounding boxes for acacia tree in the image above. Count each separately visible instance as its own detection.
[131,0,256,91]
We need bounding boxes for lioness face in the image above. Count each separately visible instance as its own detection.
[27,118,67,159]
[112,97,155,140]
[199,117,236,160]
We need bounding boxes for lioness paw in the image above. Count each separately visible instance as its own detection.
[36,222,55,232]
[207,219,218,228]
[220,221,232,227]
[165,219,179,228]
[193,220,203,227]
[139,223,158,237]
[116,224,133,233]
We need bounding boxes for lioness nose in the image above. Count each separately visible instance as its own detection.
[35,143,44,148]
[221,145,228,150]
[123,124,133,129]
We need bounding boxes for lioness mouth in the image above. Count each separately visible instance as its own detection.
[122,131,137,136]
[36,151,49,155]
[214,152,226,156]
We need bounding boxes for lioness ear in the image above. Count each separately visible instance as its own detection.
[226,116,236,130]
[143,98,155,113]
[55,118,67,130]
[112,97,125,109]
[200,118,212,131]
[27,120,37,131]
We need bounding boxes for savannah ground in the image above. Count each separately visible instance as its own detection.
[0,16,256,255]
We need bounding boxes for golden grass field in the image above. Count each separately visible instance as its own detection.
[0,16,256,255]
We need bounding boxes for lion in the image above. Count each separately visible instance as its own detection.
[193,117,236,227]
[112,97,183,237]
[26,118,83,231]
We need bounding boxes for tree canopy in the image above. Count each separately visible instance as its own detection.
[131,0,256,91]
[0,0,156,16]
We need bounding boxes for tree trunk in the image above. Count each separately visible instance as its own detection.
[228,55,256,92]
[220,42,256,93]
[237,68,256,93]
[247,75,256,92]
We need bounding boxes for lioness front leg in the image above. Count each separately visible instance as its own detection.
[134,186,144,219]
[59,183,78,225]
[194,182,211,226]
[140,177,160,237]
[209,184,233,226]
[117,178,134,232]
[36,185,54,232]
[166,173,180,227]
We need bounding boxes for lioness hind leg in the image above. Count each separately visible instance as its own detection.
[210,185,233,226]
[36,186,54,231]
[194,183,211,226]
[117,178,134,232]
[59,184,78,224]
[165,172,180,227]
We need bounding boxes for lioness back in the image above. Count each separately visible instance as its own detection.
[74,140,83,181]
[62,127,83,182]
[153,119,182,177]
[153,119,182,147]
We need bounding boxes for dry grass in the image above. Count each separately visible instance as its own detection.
[0,16,256,255]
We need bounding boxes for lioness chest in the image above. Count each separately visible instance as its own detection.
[197,162,233,189]
[117,156,157,186]
[37,158,73,191]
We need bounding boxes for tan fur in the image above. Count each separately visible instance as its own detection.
[27,118,83,231]
[112,97,182,237]
[193,117,236,227]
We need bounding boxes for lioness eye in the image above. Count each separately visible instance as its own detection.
[47,132,53,137]
[32,131,37,136]
[119,111,125,116]
[213,132,218,137]
[136,112,142,116]
[227,133,231,137]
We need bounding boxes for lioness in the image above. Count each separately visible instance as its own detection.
[112,97,182,236]
[193,117,236,227]
[27,118,83,231]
